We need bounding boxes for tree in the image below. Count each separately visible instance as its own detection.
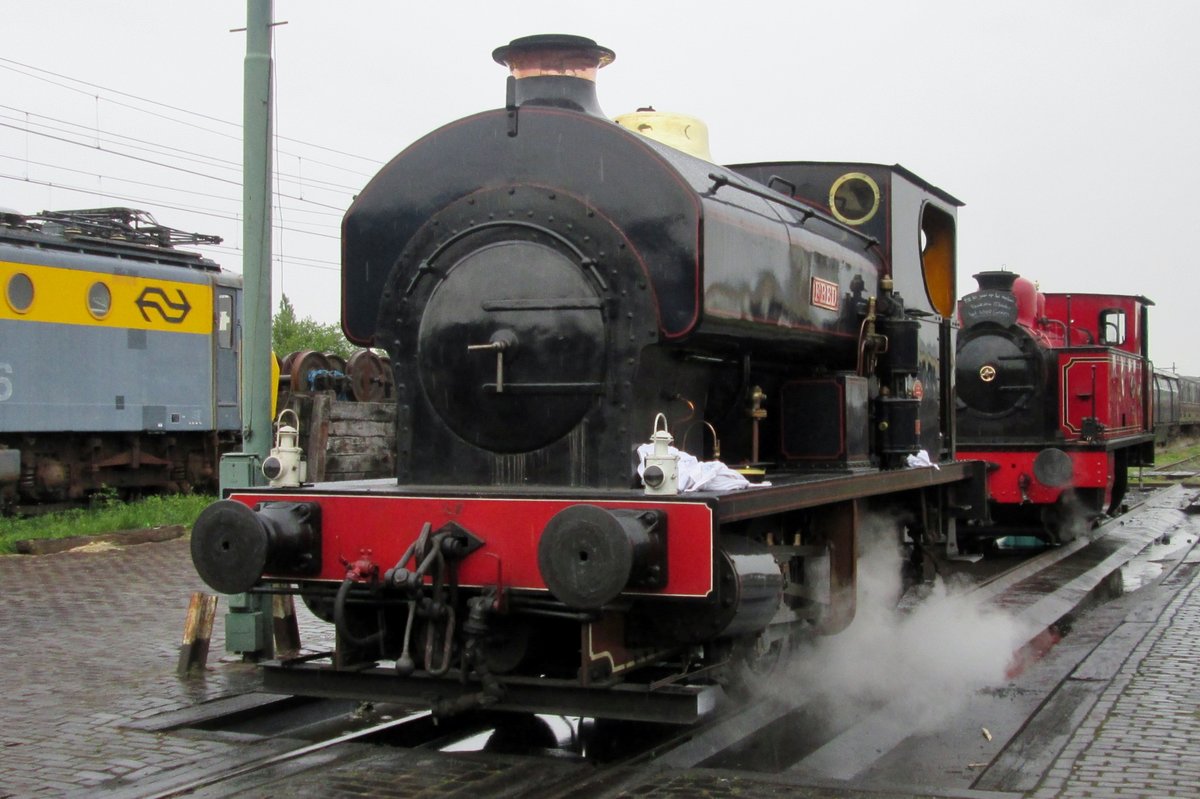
[272,294,353,359]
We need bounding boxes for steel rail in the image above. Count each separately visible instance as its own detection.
[141,710,432,799]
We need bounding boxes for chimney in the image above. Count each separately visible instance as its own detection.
[973,270,1020,292]
[492,34,615,117]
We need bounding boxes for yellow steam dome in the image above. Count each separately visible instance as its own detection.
[615,108,714,162]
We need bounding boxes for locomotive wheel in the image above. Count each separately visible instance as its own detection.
[483,715,559,753]
[302,590,389,665]
[280,350,299,375]
[301,592,337,623]
[725,634,794,698]
[1042,491,1099,544]
[347,350,391,402]
[324,352,347,375]
[481,616,532,674]
[1042,503,1074,545]
[289,350,331,394]
[742,638,787,676]
[1108,453,1129,515]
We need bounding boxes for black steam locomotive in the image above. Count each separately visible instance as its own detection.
[191,35,985,722]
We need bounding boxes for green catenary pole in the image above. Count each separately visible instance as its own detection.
[241,0,274,467]
[222,0,276,659]
[220,0,274,493]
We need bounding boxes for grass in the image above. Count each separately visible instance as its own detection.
[1155,436,1200,466]
[1129,436,1200,488]
[0,493,214,555]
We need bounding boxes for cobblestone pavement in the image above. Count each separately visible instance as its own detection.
[5,530,1200,798]
[0,538,327,798]
[1031,553,1200,799]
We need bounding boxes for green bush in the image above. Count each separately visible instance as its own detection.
[272,294,353,359]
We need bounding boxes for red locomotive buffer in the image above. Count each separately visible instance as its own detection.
[956,271,1155,543]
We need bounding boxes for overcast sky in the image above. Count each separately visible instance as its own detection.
[3,1,1197,373]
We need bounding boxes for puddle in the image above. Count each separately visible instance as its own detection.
[1120,529,1198,592]
[1121,561,1164,593]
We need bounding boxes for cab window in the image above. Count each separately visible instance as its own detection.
[1100,309,1126,345]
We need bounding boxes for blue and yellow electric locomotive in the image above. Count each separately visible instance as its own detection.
[0,207,242,508]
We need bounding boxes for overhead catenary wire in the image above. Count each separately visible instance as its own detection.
[0,172,341,240]
[0,116,360,200]
[0,153,241,205]
[0,105,367,194]
[0,155,346,228]
[1,52,364,306]
[0,172,241,222]
[1,120,242,188]
[0,57,384,171]
[205,244,341,272]
[0,59,374,241]
[0,123,350,212]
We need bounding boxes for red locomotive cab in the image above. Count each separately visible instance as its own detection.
[1043,293,1153,443]
[1041,293,1146,355]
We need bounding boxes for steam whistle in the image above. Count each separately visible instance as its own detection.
[748,386,767,464]
[643,413,679,496]
[262,408,306,488]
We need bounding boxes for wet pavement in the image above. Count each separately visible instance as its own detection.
[1027,541,1200,798]
[0,538,330,798]
[1,488,1199,798]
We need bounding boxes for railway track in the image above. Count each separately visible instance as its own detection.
[1150,452,1200,473]
[139,710,431,799]
[112,485,1200,799]
[1133,446,1200,488]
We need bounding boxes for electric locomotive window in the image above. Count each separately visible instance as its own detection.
[6,272,33,313]
[217,295,233,348]
[87,281,112,319]
[1100,309,1126,345]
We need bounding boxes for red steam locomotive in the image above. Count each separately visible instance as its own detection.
[955,271,1155,544]
[190,34,986,722]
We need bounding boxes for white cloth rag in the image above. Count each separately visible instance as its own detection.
[636,444,770,492]
[905,449,940,470]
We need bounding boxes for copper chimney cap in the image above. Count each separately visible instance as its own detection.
[493,34,615,80]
